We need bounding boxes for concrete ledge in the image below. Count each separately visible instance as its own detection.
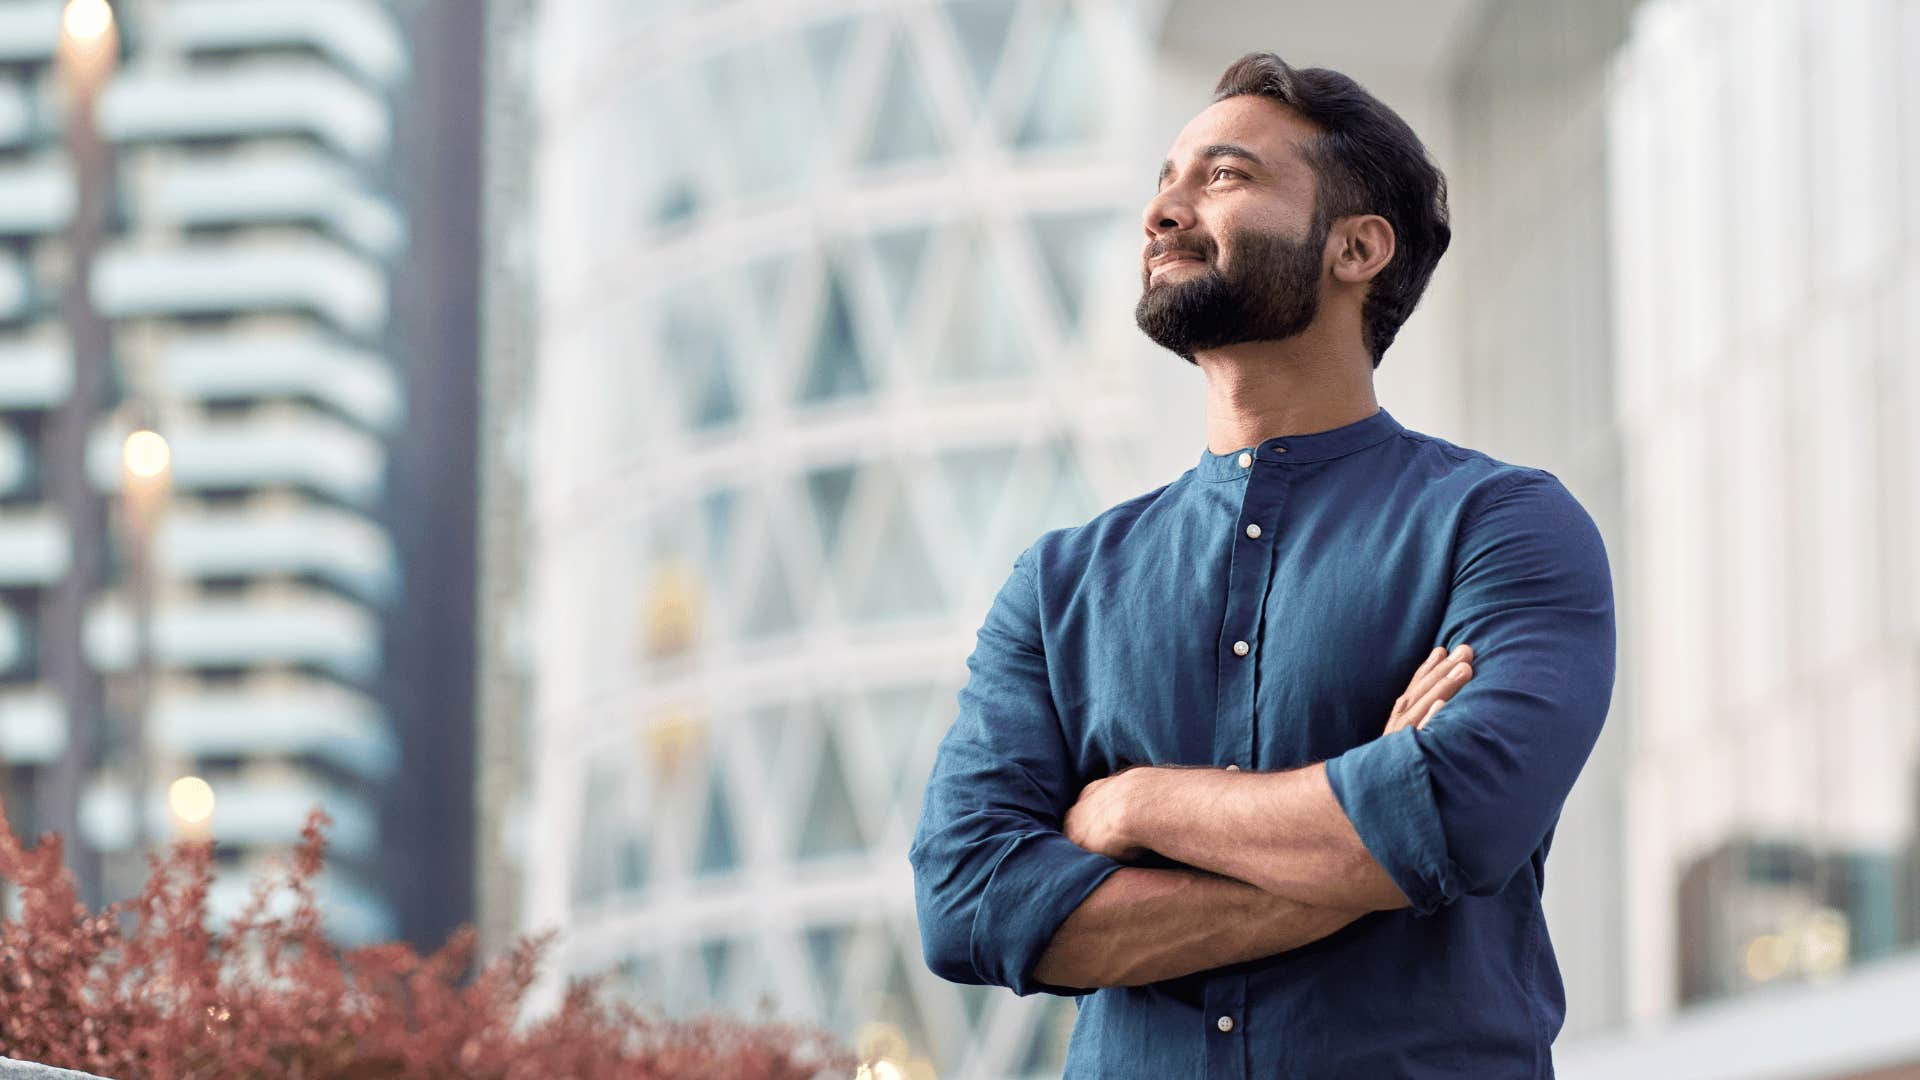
[1556,949,1920,1080]
[0,1061,111,1079]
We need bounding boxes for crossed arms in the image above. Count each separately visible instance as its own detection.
[907,470,1616,996]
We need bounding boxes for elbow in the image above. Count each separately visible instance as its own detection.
[915,910,983,986]
[908,844,985,986]
[1450,835,1540,900]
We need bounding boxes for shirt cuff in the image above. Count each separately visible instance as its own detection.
[971,830,1126,996]
[1323,727,1460,917]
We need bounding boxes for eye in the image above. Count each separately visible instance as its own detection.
[1210,167,1243,183]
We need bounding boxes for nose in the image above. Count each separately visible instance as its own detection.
[1142,185,1193,239]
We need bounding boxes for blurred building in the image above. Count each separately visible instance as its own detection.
[481,0,1920,1078]
[0,0,480,952]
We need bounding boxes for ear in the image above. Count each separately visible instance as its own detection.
[1330,214,1395,286]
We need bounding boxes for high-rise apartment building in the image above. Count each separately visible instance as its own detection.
[0,0,480,952]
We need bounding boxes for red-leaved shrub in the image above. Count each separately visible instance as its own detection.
[0,802,857,1079]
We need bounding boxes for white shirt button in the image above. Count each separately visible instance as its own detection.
[1244,523,1261,539]
[1236,451,1252,468]
[1232,640,1250,656]
[1217,1015,1235,1032]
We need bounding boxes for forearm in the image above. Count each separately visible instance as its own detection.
[1127,764,1410,912]
[1030,864,1366,990]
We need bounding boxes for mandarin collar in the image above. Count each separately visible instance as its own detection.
[1195,406,1405,480]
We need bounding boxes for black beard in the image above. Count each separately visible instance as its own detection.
[1133,210,1332,364]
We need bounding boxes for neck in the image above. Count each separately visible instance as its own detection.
[1195,334,1379,454]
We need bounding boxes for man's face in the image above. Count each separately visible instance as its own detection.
[1134,96,1333,363]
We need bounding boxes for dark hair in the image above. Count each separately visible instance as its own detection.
[1212,52,1451,368]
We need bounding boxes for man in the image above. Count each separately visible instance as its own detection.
[907,50,1615,1079]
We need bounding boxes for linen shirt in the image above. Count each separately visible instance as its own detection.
[907,405,1615,1078]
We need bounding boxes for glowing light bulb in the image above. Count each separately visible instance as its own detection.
[61,0,113,42]
[168,776,215,825]
[123,429,170,479]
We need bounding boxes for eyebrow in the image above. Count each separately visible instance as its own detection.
[1158,143,1270,189]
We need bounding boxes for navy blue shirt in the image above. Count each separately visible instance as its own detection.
[908,406,1615,1077]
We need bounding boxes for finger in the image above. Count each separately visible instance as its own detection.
[1404,644,1473,711]
[1408,660,1471,720]
[1415,698,1445,730]
[1390,647,1448,723]
[1410,646,1447,684]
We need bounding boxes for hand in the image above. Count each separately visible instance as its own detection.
[1063,765,1154,862]
[1383,644,1474,736]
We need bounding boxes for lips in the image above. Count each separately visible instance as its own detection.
[1150,253,1205,271]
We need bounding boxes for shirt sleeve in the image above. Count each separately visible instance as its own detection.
[1322,468,1617,916]
[908,541,1127,996]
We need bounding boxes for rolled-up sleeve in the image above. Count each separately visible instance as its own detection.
[1323,469,1616,916]
[908,542,1127,996]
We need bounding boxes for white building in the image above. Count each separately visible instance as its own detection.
[487,0,1920,1076]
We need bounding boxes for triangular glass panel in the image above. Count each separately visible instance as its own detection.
[805,463,859,563]
[803,13,859,117]
[957,983,994,1035]
[1011,4,1102,150]
[861,29,946,166]
[1029,210,1113,338]
[875,940,937,1063]
[804,923,855,1010]
[702,41,808,199]
[941,0,1020,103]
[740,541,802,640]
[929,228,1026,383]
[937,444,1017,548]
[700,487,739,591]
[731,936,780,1020]
[617,952,660,1006]
[867,224,932,330]
[616,830,649,894]
[694,756,740,876]
[1016,996,1078,1074]
[699,938,735,1003]
[1036,437,1098,532]
[662,294,741,430]
[797,716,867,859]
[797,262,873,404]
[851,474,946,622]
[744,253,790,342]
[862,683,938,809]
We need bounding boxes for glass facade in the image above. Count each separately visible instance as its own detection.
[514,2,1156,1075]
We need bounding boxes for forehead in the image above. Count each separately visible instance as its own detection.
[1164,94,1316,174]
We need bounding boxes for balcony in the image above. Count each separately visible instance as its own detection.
[0,156,72,237]
[142,148,404,258]
[158,503,397,604]
[85,405,386,505]
[158,331,402,433]
[151,676,397,782]
[92,237,387,337]
[0,334,73,409]
[0,684,62,764]
[84,585,381,680]
[170,0,407,88]
[0,508,65,586]
[100,60,390,163]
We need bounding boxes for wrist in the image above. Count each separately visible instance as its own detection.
[1121,766,1166,854]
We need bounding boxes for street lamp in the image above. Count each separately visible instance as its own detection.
[43,0,120,909]
[119,423,168,862]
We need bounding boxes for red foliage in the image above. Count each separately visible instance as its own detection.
[0,803,857,1079]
